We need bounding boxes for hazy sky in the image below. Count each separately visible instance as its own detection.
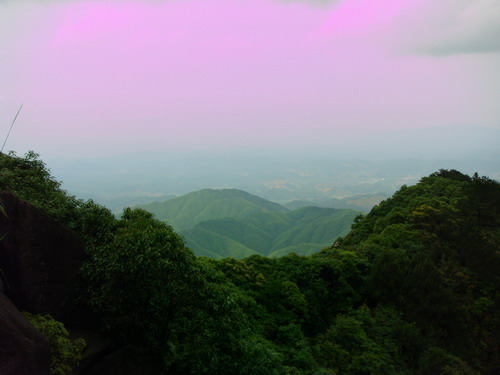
[1,0,499,159]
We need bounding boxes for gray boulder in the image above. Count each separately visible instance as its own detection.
[0,292,50,375]
[0,190,85,318]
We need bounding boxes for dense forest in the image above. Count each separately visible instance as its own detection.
[1,151,499,375]
[138,189,359,258]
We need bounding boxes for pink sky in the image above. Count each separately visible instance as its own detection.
[1,0,499,158]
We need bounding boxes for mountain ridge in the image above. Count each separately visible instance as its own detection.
[139,188,288,231]
[139,188,359,258]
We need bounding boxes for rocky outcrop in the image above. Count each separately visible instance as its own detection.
[0,190,85,318]
[0,191,139,375]
[0,292,50,375]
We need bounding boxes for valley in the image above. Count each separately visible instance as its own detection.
[138,188,360,258]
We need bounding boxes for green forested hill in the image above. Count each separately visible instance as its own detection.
[3,152,499,375]
[285,192,389,212]
[192,217,274,253]
[139,188,288,230]
[336,169,500,374]
[140,190,359,258]
[270,206,358,251]
[180,226,260,259]
[207,169,500,375]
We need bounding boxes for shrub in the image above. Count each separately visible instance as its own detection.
[23,312,86,375]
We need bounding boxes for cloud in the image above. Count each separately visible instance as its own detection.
[1,0,499,160]
[310,0,500,55]
[395,0,500,55]
[277,0,338,6]
[315,0,410,41]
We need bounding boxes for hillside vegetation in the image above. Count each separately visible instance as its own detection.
[140,188,288,230]
[284,192,388,211]
[1,151,499,375]
[139,189,359,258]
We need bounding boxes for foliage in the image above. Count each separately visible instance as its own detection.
[209,170,499,374]
[23,312,86,375]
[342,170,500,374]
[313,306,417,375]
[0,151,116,242]
[139,188,288,231]
[3,153,499,375]
[418,347,480,375]
[207,250,371,373]
[0,151,79,224]
[181,207,358,258]
[78,208,193,343]
[138,188,359,258]
[78,207,288,374]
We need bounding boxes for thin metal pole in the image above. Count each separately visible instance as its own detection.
[1,104,23,153]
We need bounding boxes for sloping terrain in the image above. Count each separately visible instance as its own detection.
[284,192,388,212]
[140,189,358,258]
[139,188,287,231]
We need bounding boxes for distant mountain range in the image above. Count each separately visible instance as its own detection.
[48,130,500,214]
[284,192,388,212]
[139,188,359,258]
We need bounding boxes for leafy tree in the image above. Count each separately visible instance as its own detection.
[418,347,480,375]
[274,324,317,372]
[78,208,194,344]
[79,208,288,374]
[23,312,86,375]
[4,153,499,375]
[341,170,500,374]
[0,151,116,243]
[0,151,80,224]
[313,306,418,375]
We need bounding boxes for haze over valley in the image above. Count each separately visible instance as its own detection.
[47,128,500,215]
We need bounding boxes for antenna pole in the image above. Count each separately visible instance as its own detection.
[1,104,23,154]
